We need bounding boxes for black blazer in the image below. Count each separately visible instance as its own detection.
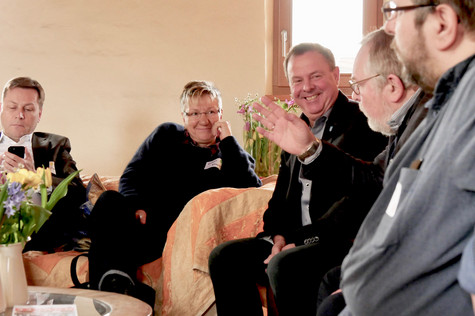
[262,91,387,244]
[31,132,84,190]
[18,132,87,252]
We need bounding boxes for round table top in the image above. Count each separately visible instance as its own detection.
[5,286,153,316]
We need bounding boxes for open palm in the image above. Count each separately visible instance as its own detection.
[253,96,315,155]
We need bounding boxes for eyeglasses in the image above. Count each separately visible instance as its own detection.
[381,1,438,21]
[349,74,381,95]
[184,109,221,120]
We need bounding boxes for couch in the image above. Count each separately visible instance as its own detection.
[23,174,277,315]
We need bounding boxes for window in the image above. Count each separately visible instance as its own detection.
[272,0,384,96]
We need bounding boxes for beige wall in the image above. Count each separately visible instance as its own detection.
[0,0,271,175]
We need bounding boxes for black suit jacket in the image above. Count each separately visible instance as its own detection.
[31,132,84,190]
[261,92,387,244]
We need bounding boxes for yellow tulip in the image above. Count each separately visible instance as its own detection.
[6,171,26,184]
[7,169,42,189]
[22,169,42,189]
[36,167,52,188]
[44,168,52,188]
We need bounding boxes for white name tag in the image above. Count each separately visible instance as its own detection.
[13,304,78,316]
[385,182,402,218]
[49,161,56,175]
[205,158,222,170]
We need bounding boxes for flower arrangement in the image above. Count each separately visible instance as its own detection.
[236,93,297,177]
[0,167,80,245]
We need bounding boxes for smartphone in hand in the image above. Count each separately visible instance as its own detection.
[8,146,25,158]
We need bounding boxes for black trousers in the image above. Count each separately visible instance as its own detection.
[209,237,345,316]
[316,266,346,316]
[88,190,161,288]
[209,238,271,316]
[23,186,87,253]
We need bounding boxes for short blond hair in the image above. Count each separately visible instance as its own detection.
[180,80,222,113]
[2,77,45,108]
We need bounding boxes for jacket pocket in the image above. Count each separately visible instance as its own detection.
[370,167,419,248]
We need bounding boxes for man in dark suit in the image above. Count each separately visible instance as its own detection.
[208,43,387,316]
[0,76,85,252]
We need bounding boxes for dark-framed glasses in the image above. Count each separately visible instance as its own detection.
[349,74,381,95]
[381,1,438,21]
[184,109,221,120]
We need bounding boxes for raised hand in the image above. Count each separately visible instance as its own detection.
[252,96,315,155]
[212,120,233,140]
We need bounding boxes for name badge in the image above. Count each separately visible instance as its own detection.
[13,304,78,316]
[205,158,222,170]
[385,182,402,218]
[49,161,56,175]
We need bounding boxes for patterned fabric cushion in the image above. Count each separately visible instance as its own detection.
[23,250,89,287]
[23,174,120,288]
[22,174,277,316]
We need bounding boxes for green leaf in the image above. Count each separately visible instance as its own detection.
[20,203,52,236]
[45,170,81,211]
[0,212,25,244]
[0,182,9,220]
[40,184,47,208]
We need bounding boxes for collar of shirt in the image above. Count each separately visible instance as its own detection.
[430,53,475,112]
[183,130,220,156]
[388,88,424,134]
[301,106,333,139]
[0,132,34,155]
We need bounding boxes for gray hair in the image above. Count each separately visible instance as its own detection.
[361,28,413,89]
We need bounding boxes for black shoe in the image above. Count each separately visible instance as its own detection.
[99,270,136,296]
[99,270,156,309]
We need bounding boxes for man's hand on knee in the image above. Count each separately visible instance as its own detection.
[264,235,295,264]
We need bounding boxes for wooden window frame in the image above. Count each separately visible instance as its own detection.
[272,0,384,96]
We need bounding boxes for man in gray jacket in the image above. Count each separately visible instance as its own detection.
[338,1,475,315]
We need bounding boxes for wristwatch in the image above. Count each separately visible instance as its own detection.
[298,139,320,160]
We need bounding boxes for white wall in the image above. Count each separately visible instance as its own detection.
[0,0,270,175]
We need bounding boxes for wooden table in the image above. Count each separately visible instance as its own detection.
[4,286,153,316]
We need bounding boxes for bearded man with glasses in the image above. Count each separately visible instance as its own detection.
[338,1,475,315]
[87,80,261,307]
[313,27,432,316]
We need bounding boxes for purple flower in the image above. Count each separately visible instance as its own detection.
[244,121,251,132]
[4,200,17,217]
[8,181,22,196]
[238,103,254,115]
[3,182,25,218]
